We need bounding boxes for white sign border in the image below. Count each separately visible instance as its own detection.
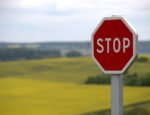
[91,16,138,74]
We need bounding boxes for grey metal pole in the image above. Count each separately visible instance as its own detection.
[111,75,123,115]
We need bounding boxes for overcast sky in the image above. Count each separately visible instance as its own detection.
[0,0,150,42]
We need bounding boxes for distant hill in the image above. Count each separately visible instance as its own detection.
[138,41,150,54]
[0,41,150,56]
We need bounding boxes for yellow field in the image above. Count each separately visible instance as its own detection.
[0,77,150,115]
[0,56,150,115]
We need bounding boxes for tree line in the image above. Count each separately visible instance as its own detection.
[85,73,150,86]
[0,48,83,61]
[85,56,150,86]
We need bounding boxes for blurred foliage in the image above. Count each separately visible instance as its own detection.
[136,56,149,62]
[85,73,150,86]
[85,74,110,84]
[0,48,62,61]
[66,50,83,57]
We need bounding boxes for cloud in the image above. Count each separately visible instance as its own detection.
[0,0,150,42]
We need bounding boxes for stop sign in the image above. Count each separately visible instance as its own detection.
[92,17,138,74]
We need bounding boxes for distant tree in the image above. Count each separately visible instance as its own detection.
[136,56,149,62]
[139,73,150,86]
[85,74,110,84]
[66,51,82,57]
[85,73,150,86]
[124,73,139,86]
[0,48,62,61]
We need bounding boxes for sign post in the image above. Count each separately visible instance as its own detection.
[111,75,123,115]
[91,16,137,115]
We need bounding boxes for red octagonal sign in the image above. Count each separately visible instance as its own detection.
[92,17,138,74]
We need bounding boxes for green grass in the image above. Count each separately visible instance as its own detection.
[0,57,99,83]
[0,77,150,115]
[0,56,150,83]
[0,55,150,115]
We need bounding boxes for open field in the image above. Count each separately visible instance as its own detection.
[0,55,150,83]
[0,55,150,115]
[0,77,150,115]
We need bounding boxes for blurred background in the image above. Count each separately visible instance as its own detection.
[0,0,150,115]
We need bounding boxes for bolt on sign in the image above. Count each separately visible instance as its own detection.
[92,16,138,74]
